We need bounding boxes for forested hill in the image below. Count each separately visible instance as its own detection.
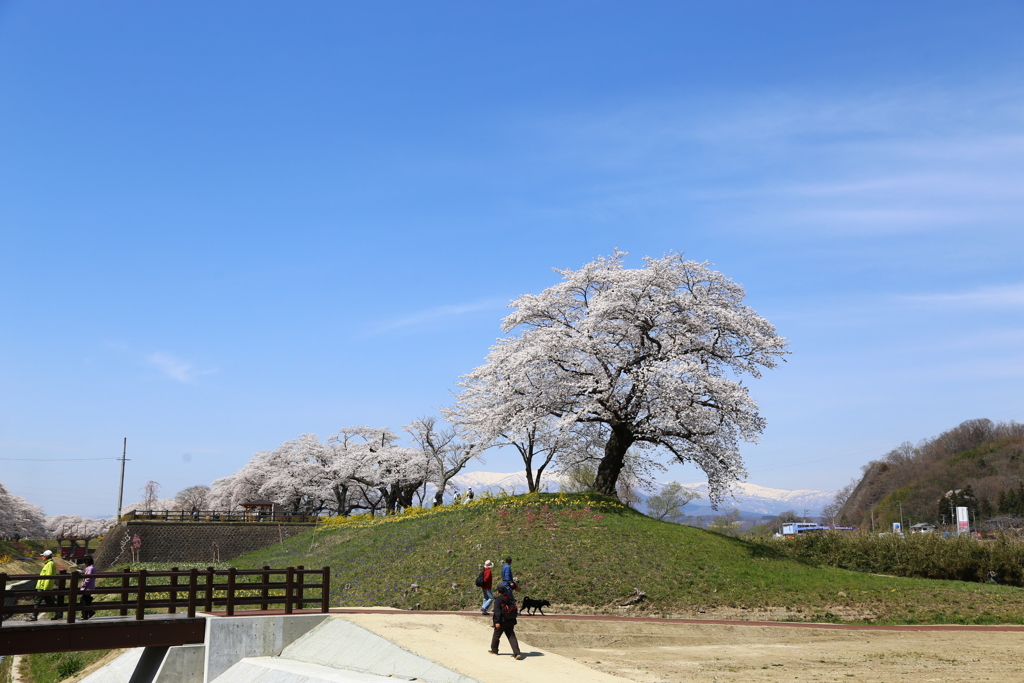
[837,419,1024,529]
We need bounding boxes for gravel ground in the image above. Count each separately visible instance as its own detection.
[513,617,1024,682]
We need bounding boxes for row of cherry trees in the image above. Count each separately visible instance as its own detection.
[207,418,477,516]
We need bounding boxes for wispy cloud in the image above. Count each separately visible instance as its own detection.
[364,299,507,336]
[145,352,216,383]
[530,81,1024,237]
[901,284,1024,309]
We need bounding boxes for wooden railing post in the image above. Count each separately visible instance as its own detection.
[0,573,7,626]
[226,568,236,616]
[260,566,270,611]
[285,567,294,615]
[56,570,68,621]
[135,570,147,620]
[120,573,130,616]
[169,567,178,614]
[321,566,330,613]
[296,565,304,611]
[187,568,198,618]
[204,567,215,612]
[67,570,80,624]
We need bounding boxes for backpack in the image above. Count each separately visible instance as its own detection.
[475,570,486,587]
[499,595,518,620]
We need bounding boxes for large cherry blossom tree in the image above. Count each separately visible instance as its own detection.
[452,251,788,505]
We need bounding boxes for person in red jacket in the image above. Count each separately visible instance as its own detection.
[488,585,523,659]
[480,560,494,615]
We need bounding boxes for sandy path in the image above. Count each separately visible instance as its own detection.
[339,613,626,683]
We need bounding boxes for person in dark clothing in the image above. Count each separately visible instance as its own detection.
[80,555,97,620]
[488,585,523,659]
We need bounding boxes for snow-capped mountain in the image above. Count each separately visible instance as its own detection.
[449,471,835,517]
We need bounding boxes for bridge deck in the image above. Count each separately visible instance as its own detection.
[0,613,207,655]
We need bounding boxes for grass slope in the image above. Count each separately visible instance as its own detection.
[229,493,1024,625]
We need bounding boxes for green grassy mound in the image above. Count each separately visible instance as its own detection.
[227,493,1024,625]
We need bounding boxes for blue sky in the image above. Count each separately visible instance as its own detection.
[2,2,1022,517]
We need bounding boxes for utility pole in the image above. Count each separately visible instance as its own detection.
[898,500,904,533]
[116,438,130,521]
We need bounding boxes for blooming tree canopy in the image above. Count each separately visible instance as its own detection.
[0,482,47,540]
[452,251,789,505]
[207,425,443,516]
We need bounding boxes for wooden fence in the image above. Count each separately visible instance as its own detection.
[123,510,320,523]
[0,566,329,624]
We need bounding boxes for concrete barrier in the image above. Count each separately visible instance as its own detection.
[153,645,205,683]
[282,618,478,683]
[203,614,331,682]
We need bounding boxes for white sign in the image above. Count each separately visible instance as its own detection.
[956,506,970,534]
[892,522,902,533]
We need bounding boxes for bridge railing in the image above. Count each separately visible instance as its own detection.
[123,510,320,523]
[0,565,330,624]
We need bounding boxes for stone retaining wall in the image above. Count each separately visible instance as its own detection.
[93,521,314,569]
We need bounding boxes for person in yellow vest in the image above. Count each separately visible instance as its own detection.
[29,549,61,621]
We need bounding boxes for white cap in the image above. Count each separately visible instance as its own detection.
[42,550,53,557]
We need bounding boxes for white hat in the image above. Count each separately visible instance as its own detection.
[484,560,493,568]
[42,550,53,557]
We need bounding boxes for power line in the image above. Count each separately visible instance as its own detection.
[0,457,121,461]
[748,446,889,474]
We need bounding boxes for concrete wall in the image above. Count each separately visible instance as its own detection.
[93,522,314,569]
[203,614,331,682]
[154,645,205,683]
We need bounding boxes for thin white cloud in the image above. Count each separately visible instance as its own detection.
[364,298,507,336]
[145,352,216,383]
[901,284,1024,309]
[528,81,1024,237]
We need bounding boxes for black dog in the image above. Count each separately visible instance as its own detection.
[520,596,551,615]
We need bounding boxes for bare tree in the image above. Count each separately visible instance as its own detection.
[141,481,162,510]
[406,417,478,507]
[646,482,701,522]
[175,485,211,510]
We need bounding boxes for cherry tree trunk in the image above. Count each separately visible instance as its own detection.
[592,425,635,497]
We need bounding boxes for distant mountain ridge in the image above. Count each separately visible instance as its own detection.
[449,471,834,517]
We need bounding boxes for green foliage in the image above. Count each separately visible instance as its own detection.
[0,651,13,683]
[645,482,700,523]
[937,485,979,523]
[758,531,1024,585]
[227,492,1024,624]
[24,650,110,683]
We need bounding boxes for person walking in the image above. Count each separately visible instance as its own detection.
[488,585,523,659]
[480,560,494,615]
[29,550,58,621]
[499,556,516,592]
[80,555,97,620]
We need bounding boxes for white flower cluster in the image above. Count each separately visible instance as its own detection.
[0,482,47,540]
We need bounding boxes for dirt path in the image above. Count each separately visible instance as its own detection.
[513,618,1024,682]
[340,612,627,683]
[335,610,1024,682]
